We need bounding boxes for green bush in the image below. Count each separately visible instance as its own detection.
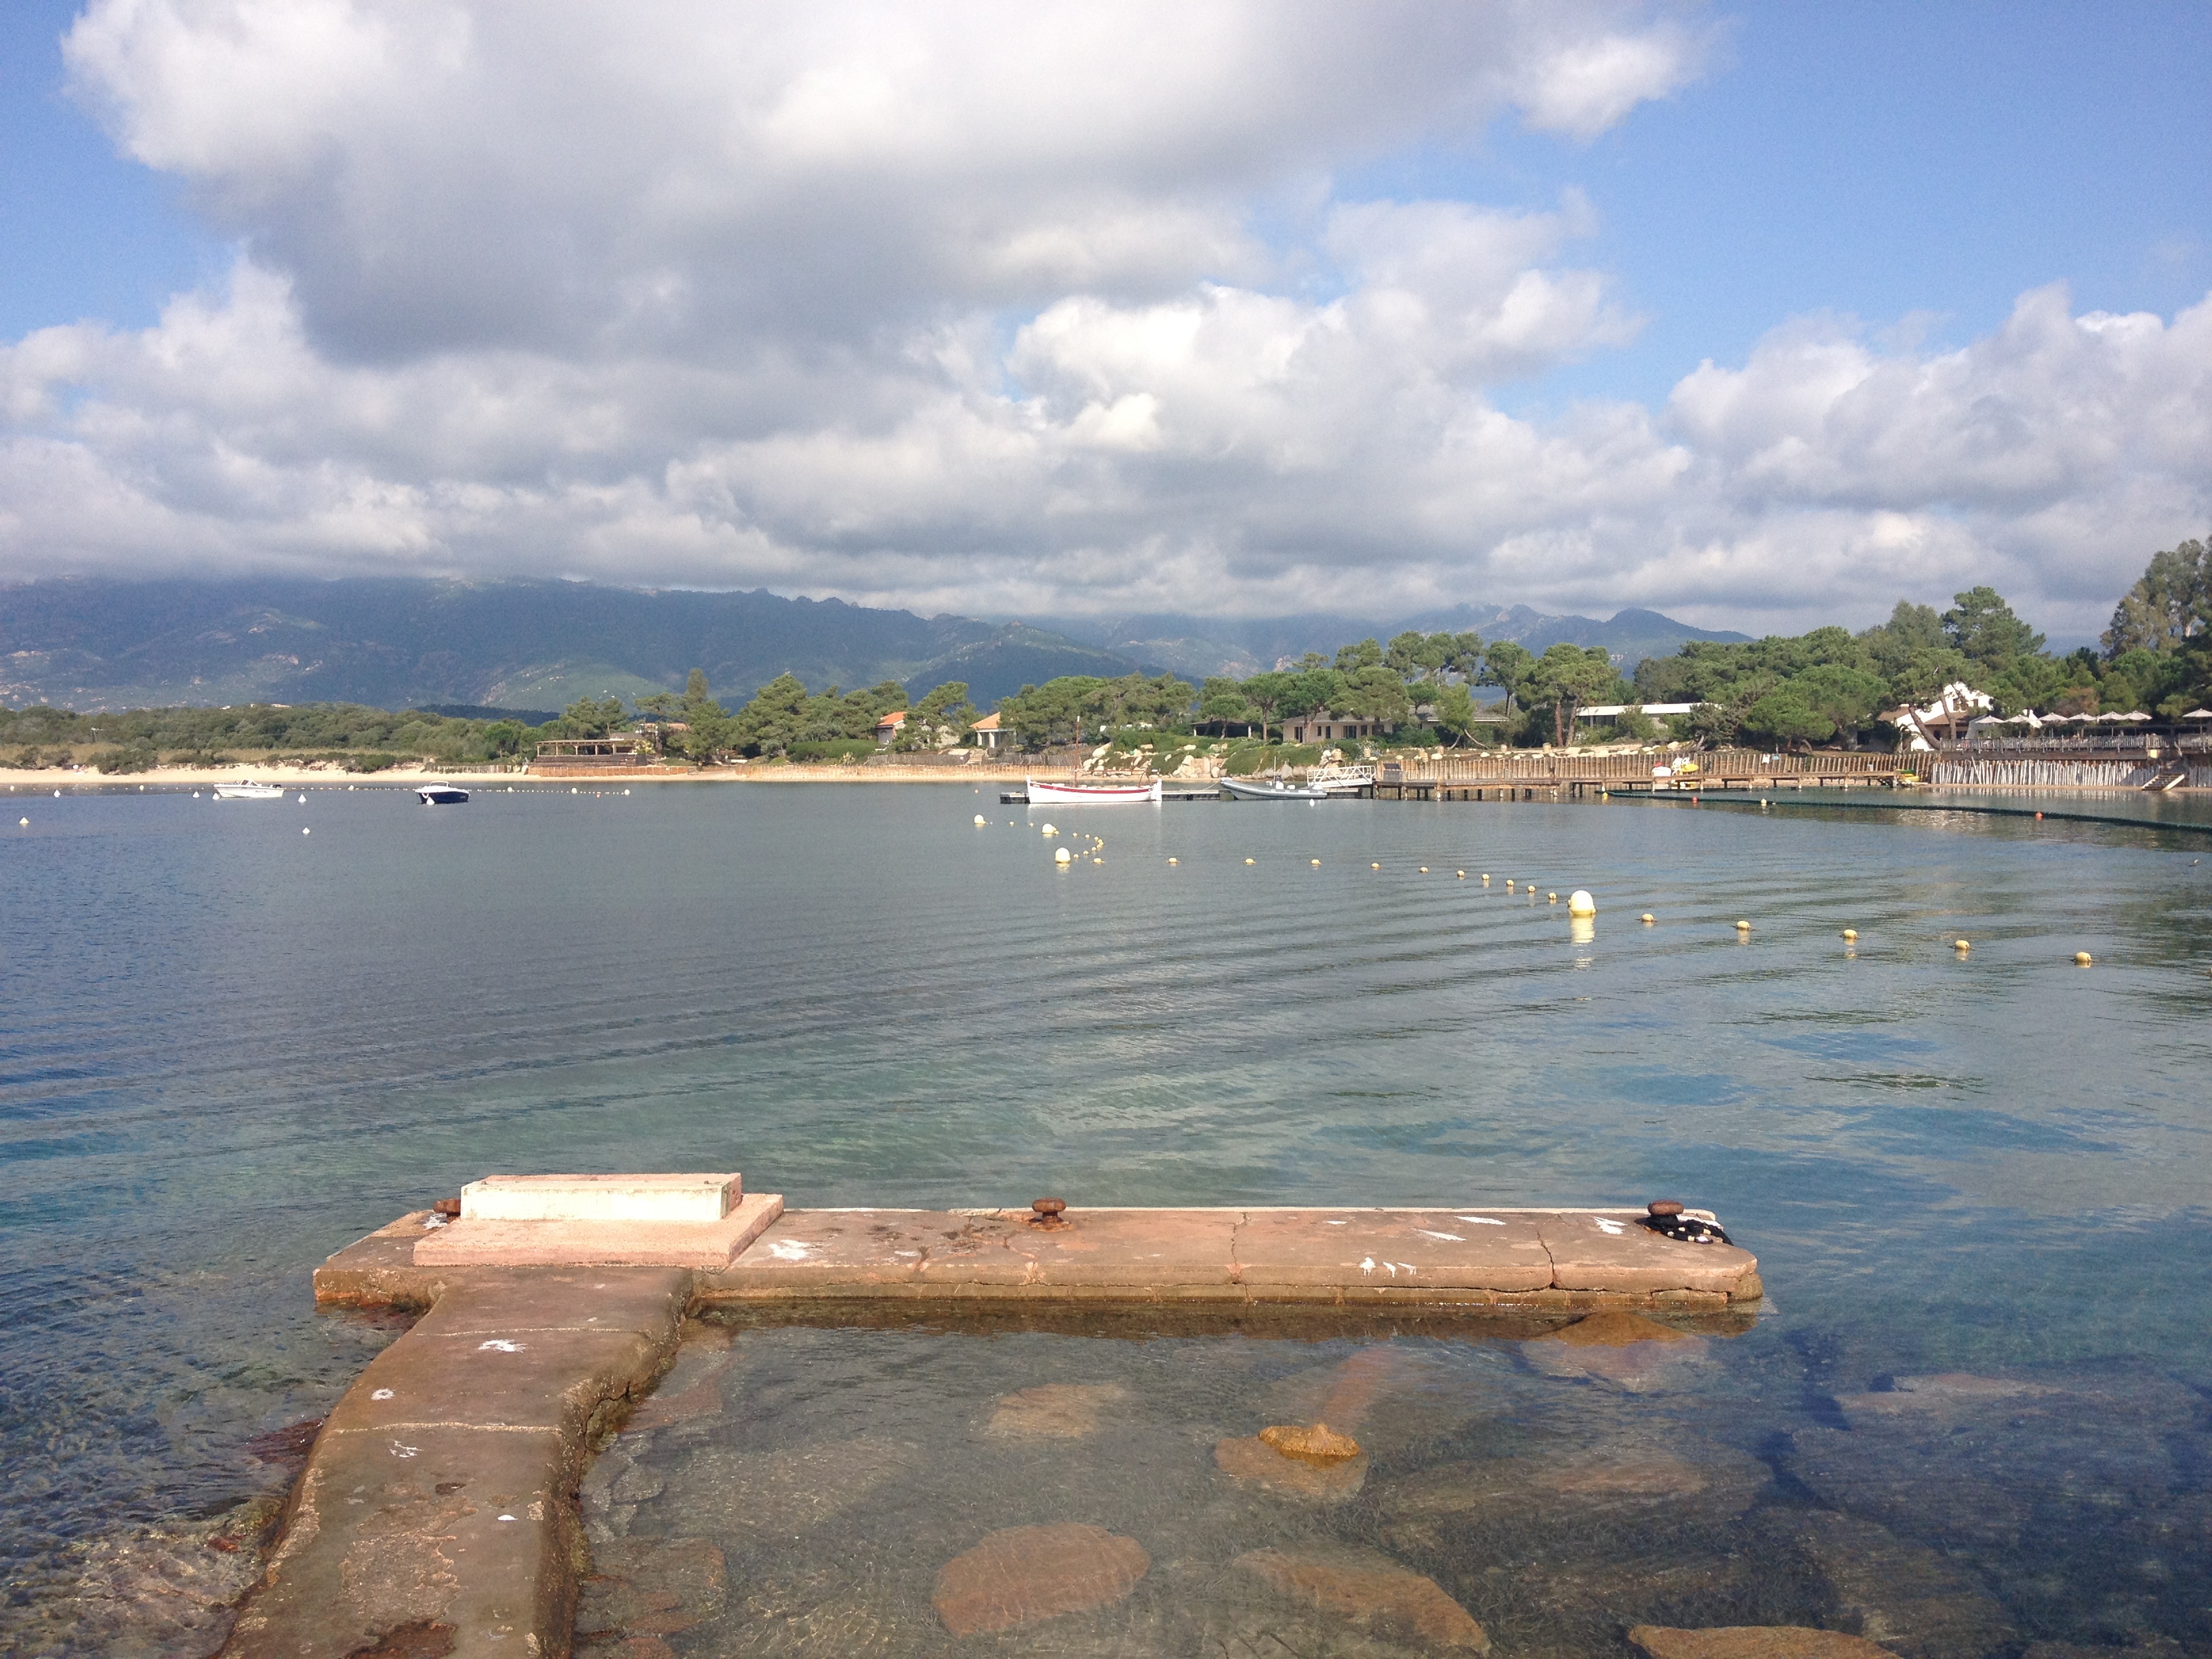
[344,752,401,773]
[94,747,157,774]
[788,738,880,761]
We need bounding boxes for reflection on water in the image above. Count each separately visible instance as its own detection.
[582,1310,2210,1656]
[3,782,2211,1652]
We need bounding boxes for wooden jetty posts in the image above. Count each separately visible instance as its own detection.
[221,1174,1761,1656]
[1005,747,1908,804]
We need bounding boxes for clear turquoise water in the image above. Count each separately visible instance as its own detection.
[3,781,2211,1650]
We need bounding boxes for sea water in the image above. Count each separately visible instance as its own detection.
[2,781,2209,1653]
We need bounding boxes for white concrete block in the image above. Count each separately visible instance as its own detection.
[460,1172,741,1223]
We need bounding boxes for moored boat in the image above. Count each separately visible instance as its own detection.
[1024,776,1163,804]
[1221,777,1328,801]
[415,783,470,805]
[211,780,284,800]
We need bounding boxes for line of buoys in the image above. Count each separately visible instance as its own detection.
[2074,951,2093,965]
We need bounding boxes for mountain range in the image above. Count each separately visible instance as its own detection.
[0,577,1748,714]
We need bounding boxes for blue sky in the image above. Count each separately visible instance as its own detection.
[1,1,2206,635]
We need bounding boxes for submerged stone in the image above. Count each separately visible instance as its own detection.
[653,1435,918,1542]
[1525,1311,1704,1390]
[575,1537,726,1640]
[1631,1625,1895,1659]
[983,1381,1128,1439]
[1235,1545,1490,1651]
[1214,1434,1369,1502]
[1790,1512,2014,1659]
[1258,1422,1362,1465]
[931,1522,1150,1635]
[1382,1439,1765,1521]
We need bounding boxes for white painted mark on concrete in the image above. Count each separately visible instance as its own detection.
[1594,1218,1626,1235]
[1397,1262,1417,1274]
[766,1239,815,1261]
[478,1338,526,1352]
[371,1388,394,1401]
[1325,1218,1349,1225]
[1360,1257,1375,1273]
[1416,1229,1464,1242]
[390,1441,418,1458]
[1455,1215,1507,1226]
[497,1514,517,1522]
[1383,1262,1397,1276]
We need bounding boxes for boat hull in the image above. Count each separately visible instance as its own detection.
[1025,777,1163,804]
[415,785,470,805]
[1221,777,1328,801]
[211,783,284,800]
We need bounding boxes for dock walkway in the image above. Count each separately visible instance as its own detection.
[224,1201,1759,1656]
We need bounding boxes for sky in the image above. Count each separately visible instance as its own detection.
[1,1,2207,639]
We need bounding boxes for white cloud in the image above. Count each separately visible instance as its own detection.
[2,1,2205,640]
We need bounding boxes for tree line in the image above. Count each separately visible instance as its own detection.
[6,533,2204,766]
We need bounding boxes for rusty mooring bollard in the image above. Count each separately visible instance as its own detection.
[1029,1197,1068,1229]
[432,1197,462,1218]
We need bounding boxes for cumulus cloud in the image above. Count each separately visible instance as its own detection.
[3,0,2205,638]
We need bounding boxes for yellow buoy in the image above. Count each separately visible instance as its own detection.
[1418,867,1429,874]
[1311,858,1321,866]
[1641,913,1655,924]
[1092,857,1103,864]
[1456,870,1466,878]
[1372,862,1381,869]
[1842,928,1858,940]
[1042,822,1056,834]
[1244,857,1255,864]
[1167,857,1179,865]
[1954,939,1971,951]
[1054,847,1072,865]
[1480,874,1489,882]
[974,814,987,825]
[1505,880,1514,891]
[2073,951,2092,965]
[1735,920,1751,931]
[1547,891,1558,903]
[1568,890,1595,917]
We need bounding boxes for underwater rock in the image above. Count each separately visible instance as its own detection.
[31,1494,283,1659]
[1631,1625,1894,1659]
[576,1537,726,1641]
[1523,1312,1704,1391]
[626,1376,726,1431]
[653,1436,918,1542]
[932,1522,1150,1635]
[1382,1439,1765,1522]
[1258,1422,1362,1464]
[1790,1512,2013,1659]
[1214,1433,1369,1502]
[983,1381,1129,1439]
[1235,1545,1490,1652]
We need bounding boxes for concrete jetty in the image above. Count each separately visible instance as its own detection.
[224,1183,1761,1656]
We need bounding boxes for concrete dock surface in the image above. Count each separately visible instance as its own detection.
[230,1203,1759,1655]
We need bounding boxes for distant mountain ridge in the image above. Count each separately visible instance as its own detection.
[0,577,1149,713]
[1027,605,1750,679]
[0,576,1746,714]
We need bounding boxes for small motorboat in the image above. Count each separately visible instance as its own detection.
[1221,777,1329,802]
[211,780,284,800]
[1024,776,1163,804]
[415,783,470,806]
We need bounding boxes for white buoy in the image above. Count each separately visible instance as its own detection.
[1244,857,1254,864]
[1167,857,1178,864]
[1372,862,1380,869]
[1736,920,1752,931]
[1054,846,1072,865]
[302,826,311,835]
[1568,890,1595,917]
[1311,858,1321,866]
[1641,913,1656,924]
[1842,929,1857,941]
[1419,867,1429,874]
[2074,951,2093,965]
[298,794,306,802]
[17,817,25,826]
[624,788,632,796]
[975,815,987,825]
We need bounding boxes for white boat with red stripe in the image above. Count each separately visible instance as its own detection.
[1024,776,1164,804]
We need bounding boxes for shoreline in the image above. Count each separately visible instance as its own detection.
[1,762,2199,794]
